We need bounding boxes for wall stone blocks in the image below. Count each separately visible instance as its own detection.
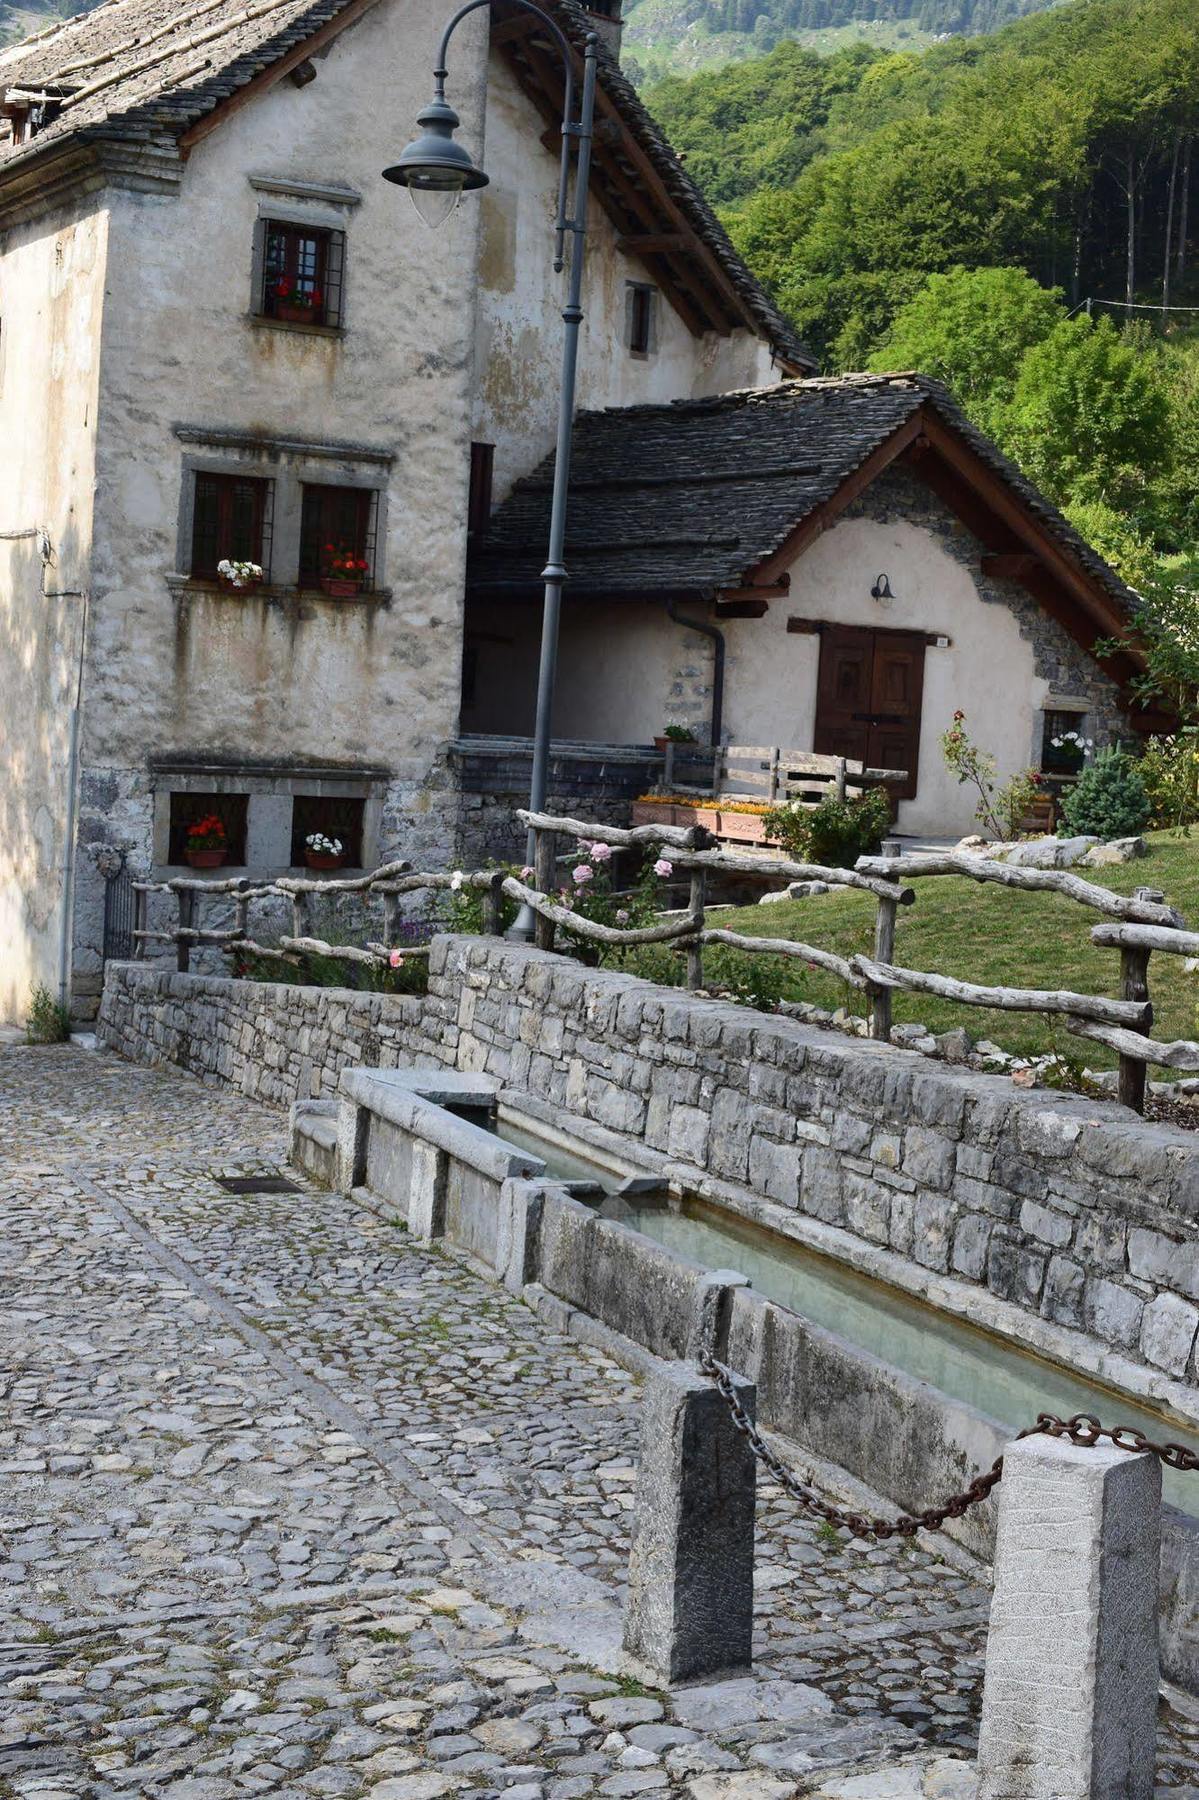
[100,934,1199,1382]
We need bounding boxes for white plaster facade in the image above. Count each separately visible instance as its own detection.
[0,0,784,1019]
[463,472,1130,840]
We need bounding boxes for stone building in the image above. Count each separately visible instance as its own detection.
[0,0,807,1020]
[466,375,1159,839]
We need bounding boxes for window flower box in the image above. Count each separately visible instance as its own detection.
[185,813,228,869]
[275,301,320,326]
[320,577,364,598]
[186,848,227,869]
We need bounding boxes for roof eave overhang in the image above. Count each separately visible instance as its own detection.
[738,399,1154,712]
[0,133,182,228]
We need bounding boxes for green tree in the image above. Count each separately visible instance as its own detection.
[868,265,1065,435]
[1006,314,1171,512]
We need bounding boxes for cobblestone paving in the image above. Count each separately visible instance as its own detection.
[2,1045,1196,1799]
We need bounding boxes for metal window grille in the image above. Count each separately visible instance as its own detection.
[261,220,345,329]
[102,858,136,964]
[191,472,274,580]
[298,484,379,589]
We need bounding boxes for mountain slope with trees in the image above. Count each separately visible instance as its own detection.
[622,0,1064,81]
[648,0,1198,594]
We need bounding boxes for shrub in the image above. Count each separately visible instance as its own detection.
[763,788,892,869]
[1058,747,1151,839]
[26,983,71,1044]
[1137,733,1199,832]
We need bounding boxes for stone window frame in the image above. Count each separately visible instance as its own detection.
[172,426,394,600]
[150,761,389,876]
[246,175,361,340]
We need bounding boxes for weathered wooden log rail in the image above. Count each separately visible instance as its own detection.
[129,808,1199,1116]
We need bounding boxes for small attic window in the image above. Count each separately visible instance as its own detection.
[627,282,658,359]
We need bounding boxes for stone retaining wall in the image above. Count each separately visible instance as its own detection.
[100,937,1199,1385]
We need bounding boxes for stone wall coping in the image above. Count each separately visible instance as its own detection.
[340,1067,546,1183]
[499,1091,1199,1433]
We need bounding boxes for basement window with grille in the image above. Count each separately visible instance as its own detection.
[259,219,345,330]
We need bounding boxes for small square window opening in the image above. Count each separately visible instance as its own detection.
[261,220,345,329]
[1042,708,1091,775]
[291,795,366,868]
[300,485,378,593]
[190,472,273,580]
[168,792,249,866]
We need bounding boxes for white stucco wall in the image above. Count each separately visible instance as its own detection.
[0,205,102,1021]
[473,54,779,503]
[86,0,487,788]
[466,482,1128,840]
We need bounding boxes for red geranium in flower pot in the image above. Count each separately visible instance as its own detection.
[320,542,370,597]
[185,814,228,869]
[272,275,324,325]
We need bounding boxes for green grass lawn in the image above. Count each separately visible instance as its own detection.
[705,832,1199,1068]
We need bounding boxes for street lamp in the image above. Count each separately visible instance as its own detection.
[385,1,599,941]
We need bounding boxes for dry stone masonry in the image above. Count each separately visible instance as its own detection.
[100,940,1199,1391]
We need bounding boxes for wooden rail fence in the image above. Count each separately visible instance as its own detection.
[131,810,1195,1116]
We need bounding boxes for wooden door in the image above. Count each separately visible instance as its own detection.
[814,626,924,802]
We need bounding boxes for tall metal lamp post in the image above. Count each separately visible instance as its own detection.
[385,1,598,940]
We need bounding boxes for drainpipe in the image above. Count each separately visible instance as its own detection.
[665,597,725,749]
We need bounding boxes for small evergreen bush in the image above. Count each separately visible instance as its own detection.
[26,983,71,1044]
[764,787,892,869]
[1058,747,1151,839]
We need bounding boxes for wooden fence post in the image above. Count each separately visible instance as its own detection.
[686,869,707,991]
[482,870,506,937]
[384,892,401,950]
[292,889,310,942]
[663,739,675,792]
[233,879,250,945]
[1118,886,1162,1114]
[534,826,557,953]
[177,888,196,974]
[869,848,900,1042]
[834,757,848,804]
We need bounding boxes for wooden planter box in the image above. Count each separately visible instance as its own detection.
[631,801,678,827]
[718,810,769,844]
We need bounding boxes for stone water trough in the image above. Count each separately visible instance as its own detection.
[292,1065,1199,1695]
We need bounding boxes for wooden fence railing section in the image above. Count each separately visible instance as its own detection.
[133,812,1192,1116]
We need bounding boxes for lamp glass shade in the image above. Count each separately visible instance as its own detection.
[408,181,465,230]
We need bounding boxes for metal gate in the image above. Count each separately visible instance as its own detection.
[102,857,136,965]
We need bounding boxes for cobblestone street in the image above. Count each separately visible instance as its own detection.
[2,1044,1197,1799]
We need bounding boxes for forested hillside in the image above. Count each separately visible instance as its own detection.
[622,0,1062,81]
[649,0,1199,597]
[0,2,100,50]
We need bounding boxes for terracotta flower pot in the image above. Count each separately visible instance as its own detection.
[217,574,261,593]
[305,852,345,871]
[276,302,318,325]
[186,848,226,869]
[718,811,767,843]
[321,577,363,598]
[632,801,677,827]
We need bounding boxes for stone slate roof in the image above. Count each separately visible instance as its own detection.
[468,373,1138,620]
[0,0,810,372]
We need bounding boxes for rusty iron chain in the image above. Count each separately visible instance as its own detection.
[699,1354,1198,1542]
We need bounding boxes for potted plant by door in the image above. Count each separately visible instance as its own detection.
[321,544,370,597]
[654,722,698,753]
[304,832,345,872]
[185,814,228,870]
[217,558,264,592]
[271,275,324,326]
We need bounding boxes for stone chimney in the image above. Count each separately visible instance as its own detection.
[580,0,623,57]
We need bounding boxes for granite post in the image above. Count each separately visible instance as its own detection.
[977,1435,1161,1799]
[623,1360,757,1685]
